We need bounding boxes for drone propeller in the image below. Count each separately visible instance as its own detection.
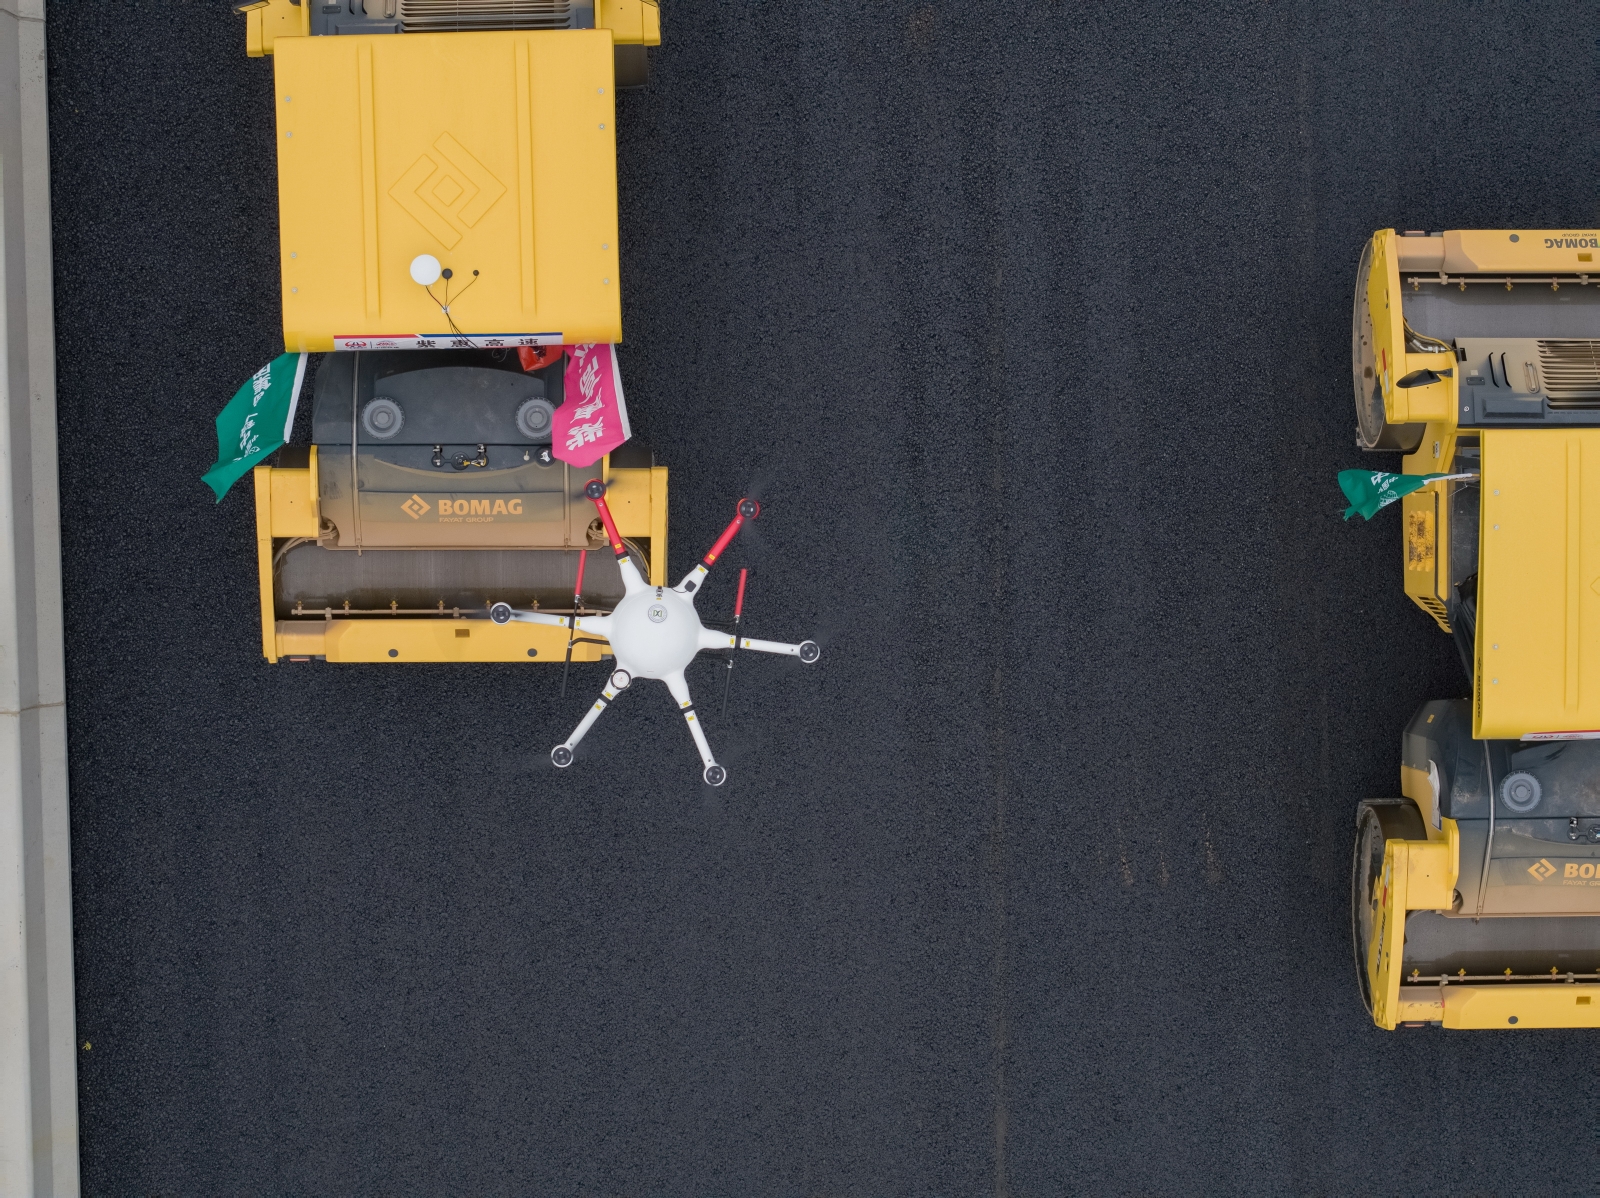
[721,567,749,718]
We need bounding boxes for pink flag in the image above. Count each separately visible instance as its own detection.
[553,343,633,467]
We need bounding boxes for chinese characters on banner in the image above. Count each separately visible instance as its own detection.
[553,343,633,467]
[200,352,309,502]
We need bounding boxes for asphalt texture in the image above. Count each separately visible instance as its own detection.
[47,2,1600,1193]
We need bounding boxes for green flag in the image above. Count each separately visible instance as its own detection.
[1338,468,1474,521]
[201,353,308,502]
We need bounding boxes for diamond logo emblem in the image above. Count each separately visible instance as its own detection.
[389,133,507,251]
[1528,857,1556,881]
[401,494,431,520]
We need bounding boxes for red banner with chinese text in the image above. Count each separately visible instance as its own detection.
[553,343,633,467]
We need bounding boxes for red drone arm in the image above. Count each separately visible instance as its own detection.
[583,479,627,557]
[573,547,588,598]
[703,498,761,567]
[734,568,748,618]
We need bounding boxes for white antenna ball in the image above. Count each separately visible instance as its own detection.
[409,254,442,286]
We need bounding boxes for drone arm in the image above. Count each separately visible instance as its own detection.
[663,670,723,783]
[738,635,821,663]
[490,605,611,638]
[551,675,627,766]
[584,480,650,596]
[698,627,736,651]
[499,609,570,629]
[676,499,760,598]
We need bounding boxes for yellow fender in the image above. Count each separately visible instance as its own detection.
[1368,820,1459,1029]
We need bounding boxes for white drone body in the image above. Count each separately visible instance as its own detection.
[491,481,819,785]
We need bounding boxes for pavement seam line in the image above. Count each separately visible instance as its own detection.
[0,701,65,716]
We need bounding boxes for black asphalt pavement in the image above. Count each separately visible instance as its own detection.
[49,2,1599,1192]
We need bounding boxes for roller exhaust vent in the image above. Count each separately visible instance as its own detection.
[1539,340,1600,409]
[397,0,576,31]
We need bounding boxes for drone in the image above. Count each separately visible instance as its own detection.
[490,480,821,785]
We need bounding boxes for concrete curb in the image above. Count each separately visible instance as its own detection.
[0,0,79,1193]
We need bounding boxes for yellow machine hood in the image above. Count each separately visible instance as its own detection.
[1477,428,1600,738]
[272,30,621,352]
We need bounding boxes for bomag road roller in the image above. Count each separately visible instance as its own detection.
[237,0,667,664]
[1350,226,1600,1029]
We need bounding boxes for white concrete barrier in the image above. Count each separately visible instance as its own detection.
[0,0,79,1192]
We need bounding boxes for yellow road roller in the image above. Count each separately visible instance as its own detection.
[237,0,666,664]
[1351,226,1600,1028]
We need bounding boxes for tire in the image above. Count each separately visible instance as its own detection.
[1351,799,1427,1014]
[1352,238,1425,453]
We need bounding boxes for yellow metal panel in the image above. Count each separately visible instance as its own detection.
[317,618,609,663]
[605,466,654,536]
[1405,821,1459,909]
[597,0,640,42]
[1442,984,1600,1029]
[253,467,278,663]
[598,0,661,44]
[357,45,381,318]
[1478,857,1600,916]
[244,2,267,56]
[1398,351,1456,424]
[1369,840,1408,1029]
[1442,229,1600,274]
[596,464,667,581]
[273,31,621,352]
[1402,489,1436,596]
[268,466,320,537]
[1365,230,1407,426]
[515,41,537,311]
[649,465,667,586]
[1476,430,1600,738]
[244,0,306,57]
[1395,986,1445,1022]
[1370,827,1462,1029]
[1400,481,1452,632]
[275,623,327,658]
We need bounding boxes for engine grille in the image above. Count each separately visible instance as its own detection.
[1540,340,1600,409]
[397,0,575,31]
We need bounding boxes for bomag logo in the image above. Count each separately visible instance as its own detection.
[1528,858,1557,881]
[438,498,524,516]
[1544,235,1599,249]
[403,495,526,521]
[1565,863,1600,879]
